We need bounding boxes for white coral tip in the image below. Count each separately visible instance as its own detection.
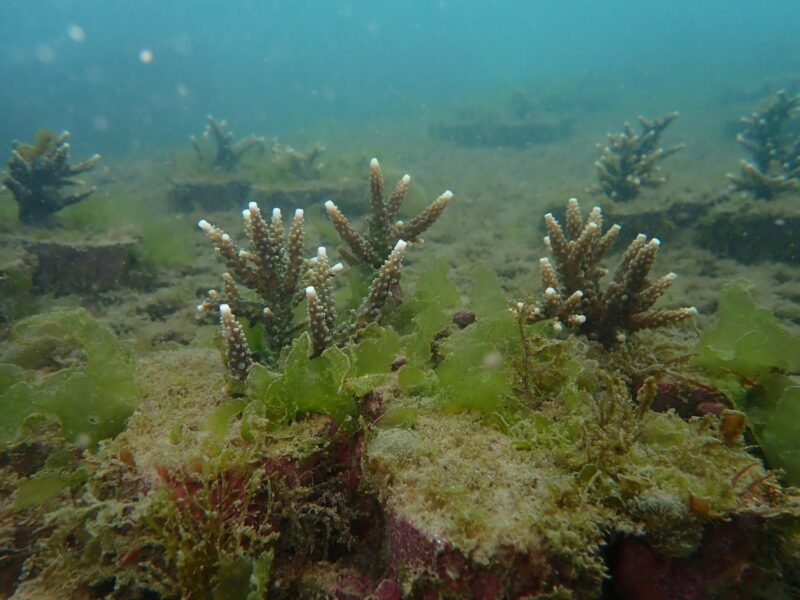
[272,207,282,219]
[324,200,336,211]
[198,219,211,231]
[402,174,411,184]
[393,239,408,253]
[575,315,587,324]
[219,303,232,316]
[545,287,557,297]
[317,246,327,258]
[370,157,380,168]
[687,306,698,315]
[331,262,344,273]
[295,208,304,218]
[248,201,258,211]
[440,190,454,200]
[305,286,317,298]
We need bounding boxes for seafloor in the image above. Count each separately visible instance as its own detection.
[1,78,799,599]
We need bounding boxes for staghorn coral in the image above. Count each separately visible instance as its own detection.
[593,112,684,202]
[325,158,453,268]
[514,197,696,347]
[190,115,265,172]
[198,201,409,377]
[3,130,101,224]
[727,90,800,199]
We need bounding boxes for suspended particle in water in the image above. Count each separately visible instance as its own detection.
[139,48,154,64]
[92,115,110,132]
[35,44,55,64]
[67,23,86,43]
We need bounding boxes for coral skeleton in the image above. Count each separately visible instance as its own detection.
[727,90,800,199]
[515,197,696,347]
[190,115,265,172]
[198,201,410,376]
[594,112,684,202]
[3,130,101,224]
[325,158,453,268]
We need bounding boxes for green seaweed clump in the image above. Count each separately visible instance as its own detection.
[0,308,137,449]
[694,280,800,484]
[246,324,401,426]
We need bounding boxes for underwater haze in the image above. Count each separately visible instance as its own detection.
[2,0,799,154]
[3,1,800,598]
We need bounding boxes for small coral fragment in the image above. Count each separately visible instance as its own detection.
[727,90,800,199]
[594,112,684,202]
[190,114,265,172]
[3,130,101,224]
[515,197,696,346]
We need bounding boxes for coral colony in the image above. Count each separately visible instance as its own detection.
[727,89,800,199]
[594,112,684,202]
[198,158,451,375]
[3,130,101,224]
[514,197,697,347]
[190,114,266,172]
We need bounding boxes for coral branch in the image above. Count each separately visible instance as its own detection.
[219,303,253,381]
[326,158,453,269]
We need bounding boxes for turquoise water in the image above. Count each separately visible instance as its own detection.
[2,1,799,154]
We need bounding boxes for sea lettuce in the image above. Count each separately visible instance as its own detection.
[694,280,800,483]
[0,308,137,448]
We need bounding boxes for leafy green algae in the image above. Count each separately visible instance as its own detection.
[695,280,800,484]
[0,308,136,449]
[245,325,401,426]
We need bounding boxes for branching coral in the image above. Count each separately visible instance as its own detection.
[190,115,265,172]
[198,201,409,377]
[3,130,101,224]
[271,140,325,180]
[324,158,453,268]
[594,112,684,202]
[514,197,696,347]
[727,90,800,199]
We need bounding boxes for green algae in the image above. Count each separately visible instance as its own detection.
[0,308,136,449]
[694,280,800,484]
[246,325,401,426]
